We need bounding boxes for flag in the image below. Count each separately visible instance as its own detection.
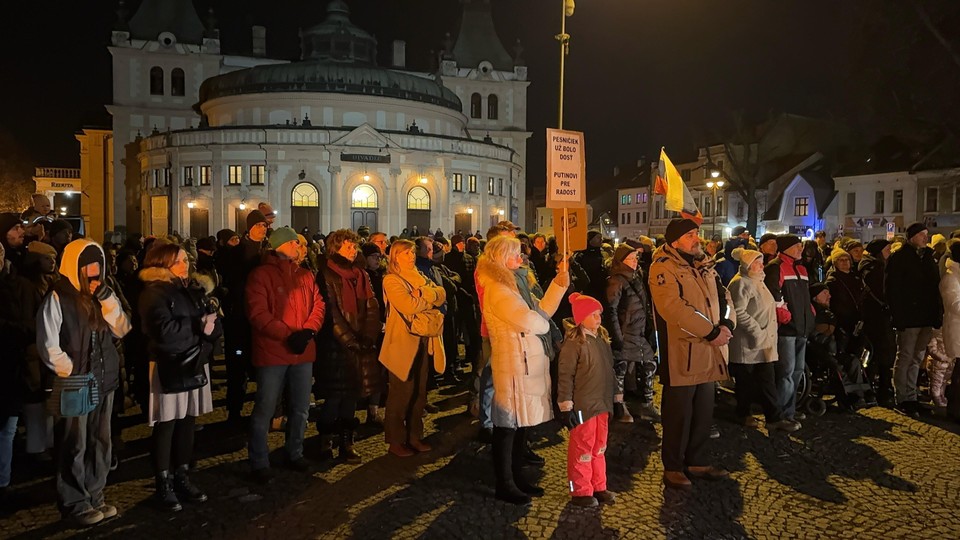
[655,148,703,225]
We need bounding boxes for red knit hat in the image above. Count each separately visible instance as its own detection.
[569,292,603,325]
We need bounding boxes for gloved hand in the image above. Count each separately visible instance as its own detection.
[776,305,793,325]
[286,329,315,354]
[93,281,113,301]
[558,410,579,430]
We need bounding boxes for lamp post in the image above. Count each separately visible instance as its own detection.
[706,171,724,239]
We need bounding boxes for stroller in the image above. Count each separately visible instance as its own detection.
[800,323,876,416]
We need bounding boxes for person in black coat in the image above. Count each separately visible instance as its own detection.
[886,223,944,416]
[860,239,894,404]
[0,243,31,499]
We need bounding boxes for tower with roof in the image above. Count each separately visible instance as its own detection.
[441,0,530,227]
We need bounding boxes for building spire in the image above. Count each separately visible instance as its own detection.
[452,0,514,71]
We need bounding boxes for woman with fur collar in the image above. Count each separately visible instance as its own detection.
[475,235,569,505]
[138,242,221,512]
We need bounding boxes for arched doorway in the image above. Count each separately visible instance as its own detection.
[406,186,431,235]
[351,184,379,231]
[291,182,320,235]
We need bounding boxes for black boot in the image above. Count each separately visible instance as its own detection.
[316,422,337,461]
[512,428,544,496]
[173,464,208,504]
[154,471,182,512]
[492,428,531,505]
[339,418,362,465]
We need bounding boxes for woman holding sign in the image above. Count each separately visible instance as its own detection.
[476,235,569,505]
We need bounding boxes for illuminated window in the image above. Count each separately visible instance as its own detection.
[292,182,319,207]
[351,184,378,208]
[452,173,462,192]
[250,165,266,186]
[794,196,809,217]
[407,186,430,210]
[199,166,211,186]
[228,165,242,185]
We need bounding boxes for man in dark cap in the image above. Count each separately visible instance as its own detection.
[758,233,778,264]
[0,213,26,271]
[764,234,814,425]
[886,222,943,417]
[649,219,734,489]
[219,210,269,425]
[859,239,894,405]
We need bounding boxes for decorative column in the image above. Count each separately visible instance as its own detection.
[328,165,342,230]
[388,167,402,235]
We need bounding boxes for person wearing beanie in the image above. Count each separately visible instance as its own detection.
[758,233,778,263]
[218,211,269,425]
[731,226,749,239]
[824,248,865,340]
[648,218,734,489]
[763,232,814,424]
[715,237,749,287]
[604,244,659,423]
[886,220,942,417]
[556,292,618,508]
[245,225,325,483]
[257,203,276,226]
[858,237,895,403]
[727,247,798,432]
[576,230,607,304]
[1,212,27,271]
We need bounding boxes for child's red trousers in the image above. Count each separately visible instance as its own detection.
[567,413,609,496]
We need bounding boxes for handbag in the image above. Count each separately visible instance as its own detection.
[391,274,444,337]
[48,372,100,417]
[156,343,208,394]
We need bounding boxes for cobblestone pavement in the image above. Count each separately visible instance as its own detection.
[4,369,960,540]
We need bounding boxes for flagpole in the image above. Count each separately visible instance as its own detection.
[557,0,571,258]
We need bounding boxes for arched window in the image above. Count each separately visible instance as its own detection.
[470,93,482,119]
[291,182,319,207]
[351,184,378,208]
[407,186,430,210]
[171,68,185,96]
[150,66,164,96]
[487,94,498,120]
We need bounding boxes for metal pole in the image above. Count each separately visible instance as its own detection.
[557,0,569,129]
[712,187,717,239]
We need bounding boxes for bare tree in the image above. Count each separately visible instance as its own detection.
[0,131,35,213]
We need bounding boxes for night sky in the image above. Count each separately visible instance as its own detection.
[0,0,855,193]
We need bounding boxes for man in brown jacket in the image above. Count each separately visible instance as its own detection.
[649,218,735,489]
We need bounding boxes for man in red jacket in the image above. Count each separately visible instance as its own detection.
[245,226,325,484]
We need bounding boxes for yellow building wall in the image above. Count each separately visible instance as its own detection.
[76,129,114,242]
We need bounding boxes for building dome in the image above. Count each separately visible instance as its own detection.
[196,0,462,112]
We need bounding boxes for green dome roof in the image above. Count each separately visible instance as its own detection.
[197,62,462,112]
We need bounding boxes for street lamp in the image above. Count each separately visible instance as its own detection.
[705,180,725,239]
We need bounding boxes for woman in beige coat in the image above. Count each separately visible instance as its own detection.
[379,240,446,457]
[476,236,568,505]
[727,248,798,432]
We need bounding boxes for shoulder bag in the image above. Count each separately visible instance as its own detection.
[391,274,444,337]
[157,343,208,394]
[48,372,100,417]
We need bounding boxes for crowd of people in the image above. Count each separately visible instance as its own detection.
[2,193,960,525]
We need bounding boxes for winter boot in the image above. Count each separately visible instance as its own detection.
[154,471,182,512]
[173,464,208,504]
[339,418,362,464]
[492,428,531,505]
[637,402,662,423]
[316,422,337,461]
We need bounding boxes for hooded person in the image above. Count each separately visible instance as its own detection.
[726,248,796,431]
[37,239,131,526]
[715,237,749,286]
[0,213,26,273]
[604,243,659,423]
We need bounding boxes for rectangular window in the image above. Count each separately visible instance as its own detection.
[642,211,647,223]
[621,213,626,225]
[893,189,903,213]
[681,169,691,183]
[954,187,960,212]
[250,165,265,185]
[183,166,194,186]
[452,173,462,192]
[926,187,939,212]
[228,165,243,185]
[152,169,160,188]
[626,212,631,225]
[199,166,211,186]
[846,192,856,215]
[703,197,712,217]
[794,196,809,217]
[737,201,744,218]
[162,168,171,187]
[468,175,477,193]
[641,192,648,203]
[655,200,662,220]
[498,178,503,196]
[635,211,640,223]
[717,159,724,173]
[874,191,884,214]
[717,196,724,216]
[488,177,494,195]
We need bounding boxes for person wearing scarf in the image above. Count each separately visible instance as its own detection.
[314,229,383,464]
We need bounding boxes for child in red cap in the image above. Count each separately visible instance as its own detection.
[556,293,619,507]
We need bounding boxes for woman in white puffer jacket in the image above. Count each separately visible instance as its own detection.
[936,242,960,408]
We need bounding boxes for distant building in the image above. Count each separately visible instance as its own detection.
[118,0,528,238]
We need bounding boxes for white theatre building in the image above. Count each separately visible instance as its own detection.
[116,0,529,238]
